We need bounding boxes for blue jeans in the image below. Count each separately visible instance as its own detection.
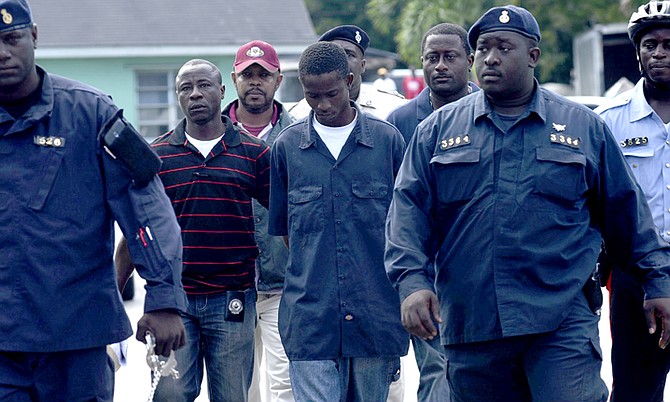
[412,334,451,402]
[289,356,399,402]
[154,289,257,402]
[0,347,113,402]
[444,291,608,402]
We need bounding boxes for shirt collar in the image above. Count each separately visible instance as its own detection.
[168,114,241,150]
[416,88,433,122]
[628,78,654,123]
[300,101,372,149]
[473,78,546,125]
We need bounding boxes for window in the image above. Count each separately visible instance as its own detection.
[136,71,183,139]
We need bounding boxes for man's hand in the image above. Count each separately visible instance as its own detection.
[644,297,670,349]
[401,289,442,340]
[137,310,186,357]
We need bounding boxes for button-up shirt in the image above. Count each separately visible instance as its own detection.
[152,115,270,295]
[0,68,187,352]
[598,79,670,243]
[269,103,408,360]
[386,84,670,346]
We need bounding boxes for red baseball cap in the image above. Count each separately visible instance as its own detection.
[234,40,280,74]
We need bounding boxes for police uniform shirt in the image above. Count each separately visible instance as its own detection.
[0,68,187,351]
[385,83,670,346]
[597,78,670,243]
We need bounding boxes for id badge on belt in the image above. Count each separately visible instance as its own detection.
[225,291,245,322]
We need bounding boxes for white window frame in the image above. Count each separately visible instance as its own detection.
[135,69,182,140]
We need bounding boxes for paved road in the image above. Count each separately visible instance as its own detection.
[114,279,669,401]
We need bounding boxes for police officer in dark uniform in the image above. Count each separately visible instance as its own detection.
[386,5,670,401]
[0,1,187,400]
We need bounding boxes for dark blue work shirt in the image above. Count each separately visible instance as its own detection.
[387,83,479,146]
[269,104,409,360]
[386,85,670,346]
[0,68,187,352]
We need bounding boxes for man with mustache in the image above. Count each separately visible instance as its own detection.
[597,2,670,400]
[222,40,295,402]
[117,59,271,402]
[386,5,670,401]
[386,22,476,402]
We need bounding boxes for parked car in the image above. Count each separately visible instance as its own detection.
[385,68,425,98]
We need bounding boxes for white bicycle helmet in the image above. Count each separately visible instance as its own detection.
[628,1,670,44]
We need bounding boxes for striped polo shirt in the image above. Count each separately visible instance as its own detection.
[152,115,270,294]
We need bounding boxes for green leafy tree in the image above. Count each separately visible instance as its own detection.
[365,0,647,83]
[305,0,647,83]
[304,0,397,52]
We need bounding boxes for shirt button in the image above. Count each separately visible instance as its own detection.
[256,217,261,223]
[334,192,340,197]
[667,185,670,190]
[339,275,345,280]
[341,302,347,307]
[345,314,354,321]
[632,163,638,168]
[336,220,341,224]
[666,163,670,168]
[337,247,344,252]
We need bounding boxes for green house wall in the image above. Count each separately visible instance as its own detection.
[36,56,237,127]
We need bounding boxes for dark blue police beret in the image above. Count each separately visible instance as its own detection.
[0,0,32,34]
[319,25,370,54]
[467,5,541,50]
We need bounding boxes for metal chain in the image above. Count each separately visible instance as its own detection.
[145,332,180,402]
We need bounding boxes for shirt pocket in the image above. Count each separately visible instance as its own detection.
[430,147,482,205]
[27,146,66,211]
[534,147,587,204]
[351,180,389,228]
[288,185,325,234]
[621,146,654,190]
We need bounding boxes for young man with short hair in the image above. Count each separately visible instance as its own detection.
[269,42,408,401]
[289,25,406,120]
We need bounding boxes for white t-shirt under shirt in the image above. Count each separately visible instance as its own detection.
[311,111,357,160]
[186,132,225,157]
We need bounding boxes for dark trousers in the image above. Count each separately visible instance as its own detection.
[444,291,608,402]
[610,268,670,402]
[0,346,114,402]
